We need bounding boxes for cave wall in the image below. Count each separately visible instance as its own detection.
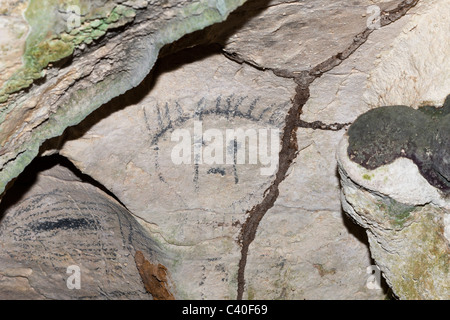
[0,0,449,299]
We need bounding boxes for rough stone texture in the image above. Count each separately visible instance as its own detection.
[0,0,29,88]
[220,0,404,71]
[363,0,450,108]
[313,0,450,299]
[338,135,450,299]
[44,0,434,300]
[1,0,448,300]
[243,129,379,299]
[54,48,295,299]
[0,0,247,196]
[300,0,450,125]
[0,159,169,299]
[46,0,423,297]
[174,0,404,72]
[300,11,411,125]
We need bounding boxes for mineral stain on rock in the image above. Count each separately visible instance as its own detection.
[134,250,175,300]
[347,94,450,192]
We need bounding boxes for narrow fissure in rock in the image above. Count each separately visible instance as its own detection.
[234,0,420,300]
[236,77,312,300]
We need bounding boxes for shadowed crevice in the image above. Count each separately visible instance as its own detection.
[0,154,126,222]
[235,0,420,299]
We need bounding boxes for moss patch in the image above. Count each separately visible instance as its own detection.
[348,94,450,192]
[0,1,137,103]
[376,198,415,229]
[390,208,450,299]
[0,0,248,197]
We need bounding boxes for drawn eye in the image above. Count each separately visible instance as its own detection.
[55,56,295,247]
[143,94,285,214]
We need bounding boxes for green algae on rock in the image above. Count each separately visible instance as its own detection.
[0,0,138,103]
[0,0,247,197]
[347,94,450,192]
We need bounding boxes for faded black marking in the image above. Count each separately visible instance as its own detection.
[30,217,96,232]
[207,168,226,176]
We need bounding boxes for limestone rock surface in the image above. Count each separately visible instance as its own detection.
[0,159,169,299]
[0,0,247,196]
[332,0,450,299]
[56,48,296,299]
[48,0,446,300]
[338,134,450,299]
[219,0,405,71]
[1,0,449,300]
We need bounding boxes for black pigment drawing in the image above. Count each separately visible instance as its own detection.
[145,94,287,191]
[347,94,450,192]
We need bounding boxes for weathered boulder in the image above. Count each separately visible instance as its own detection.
[338,122,450,299]
[336,0,450,299]
[0,0,247,197]
[0,158,171,299]
[54,47,295,299]
[49,0,427,299]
